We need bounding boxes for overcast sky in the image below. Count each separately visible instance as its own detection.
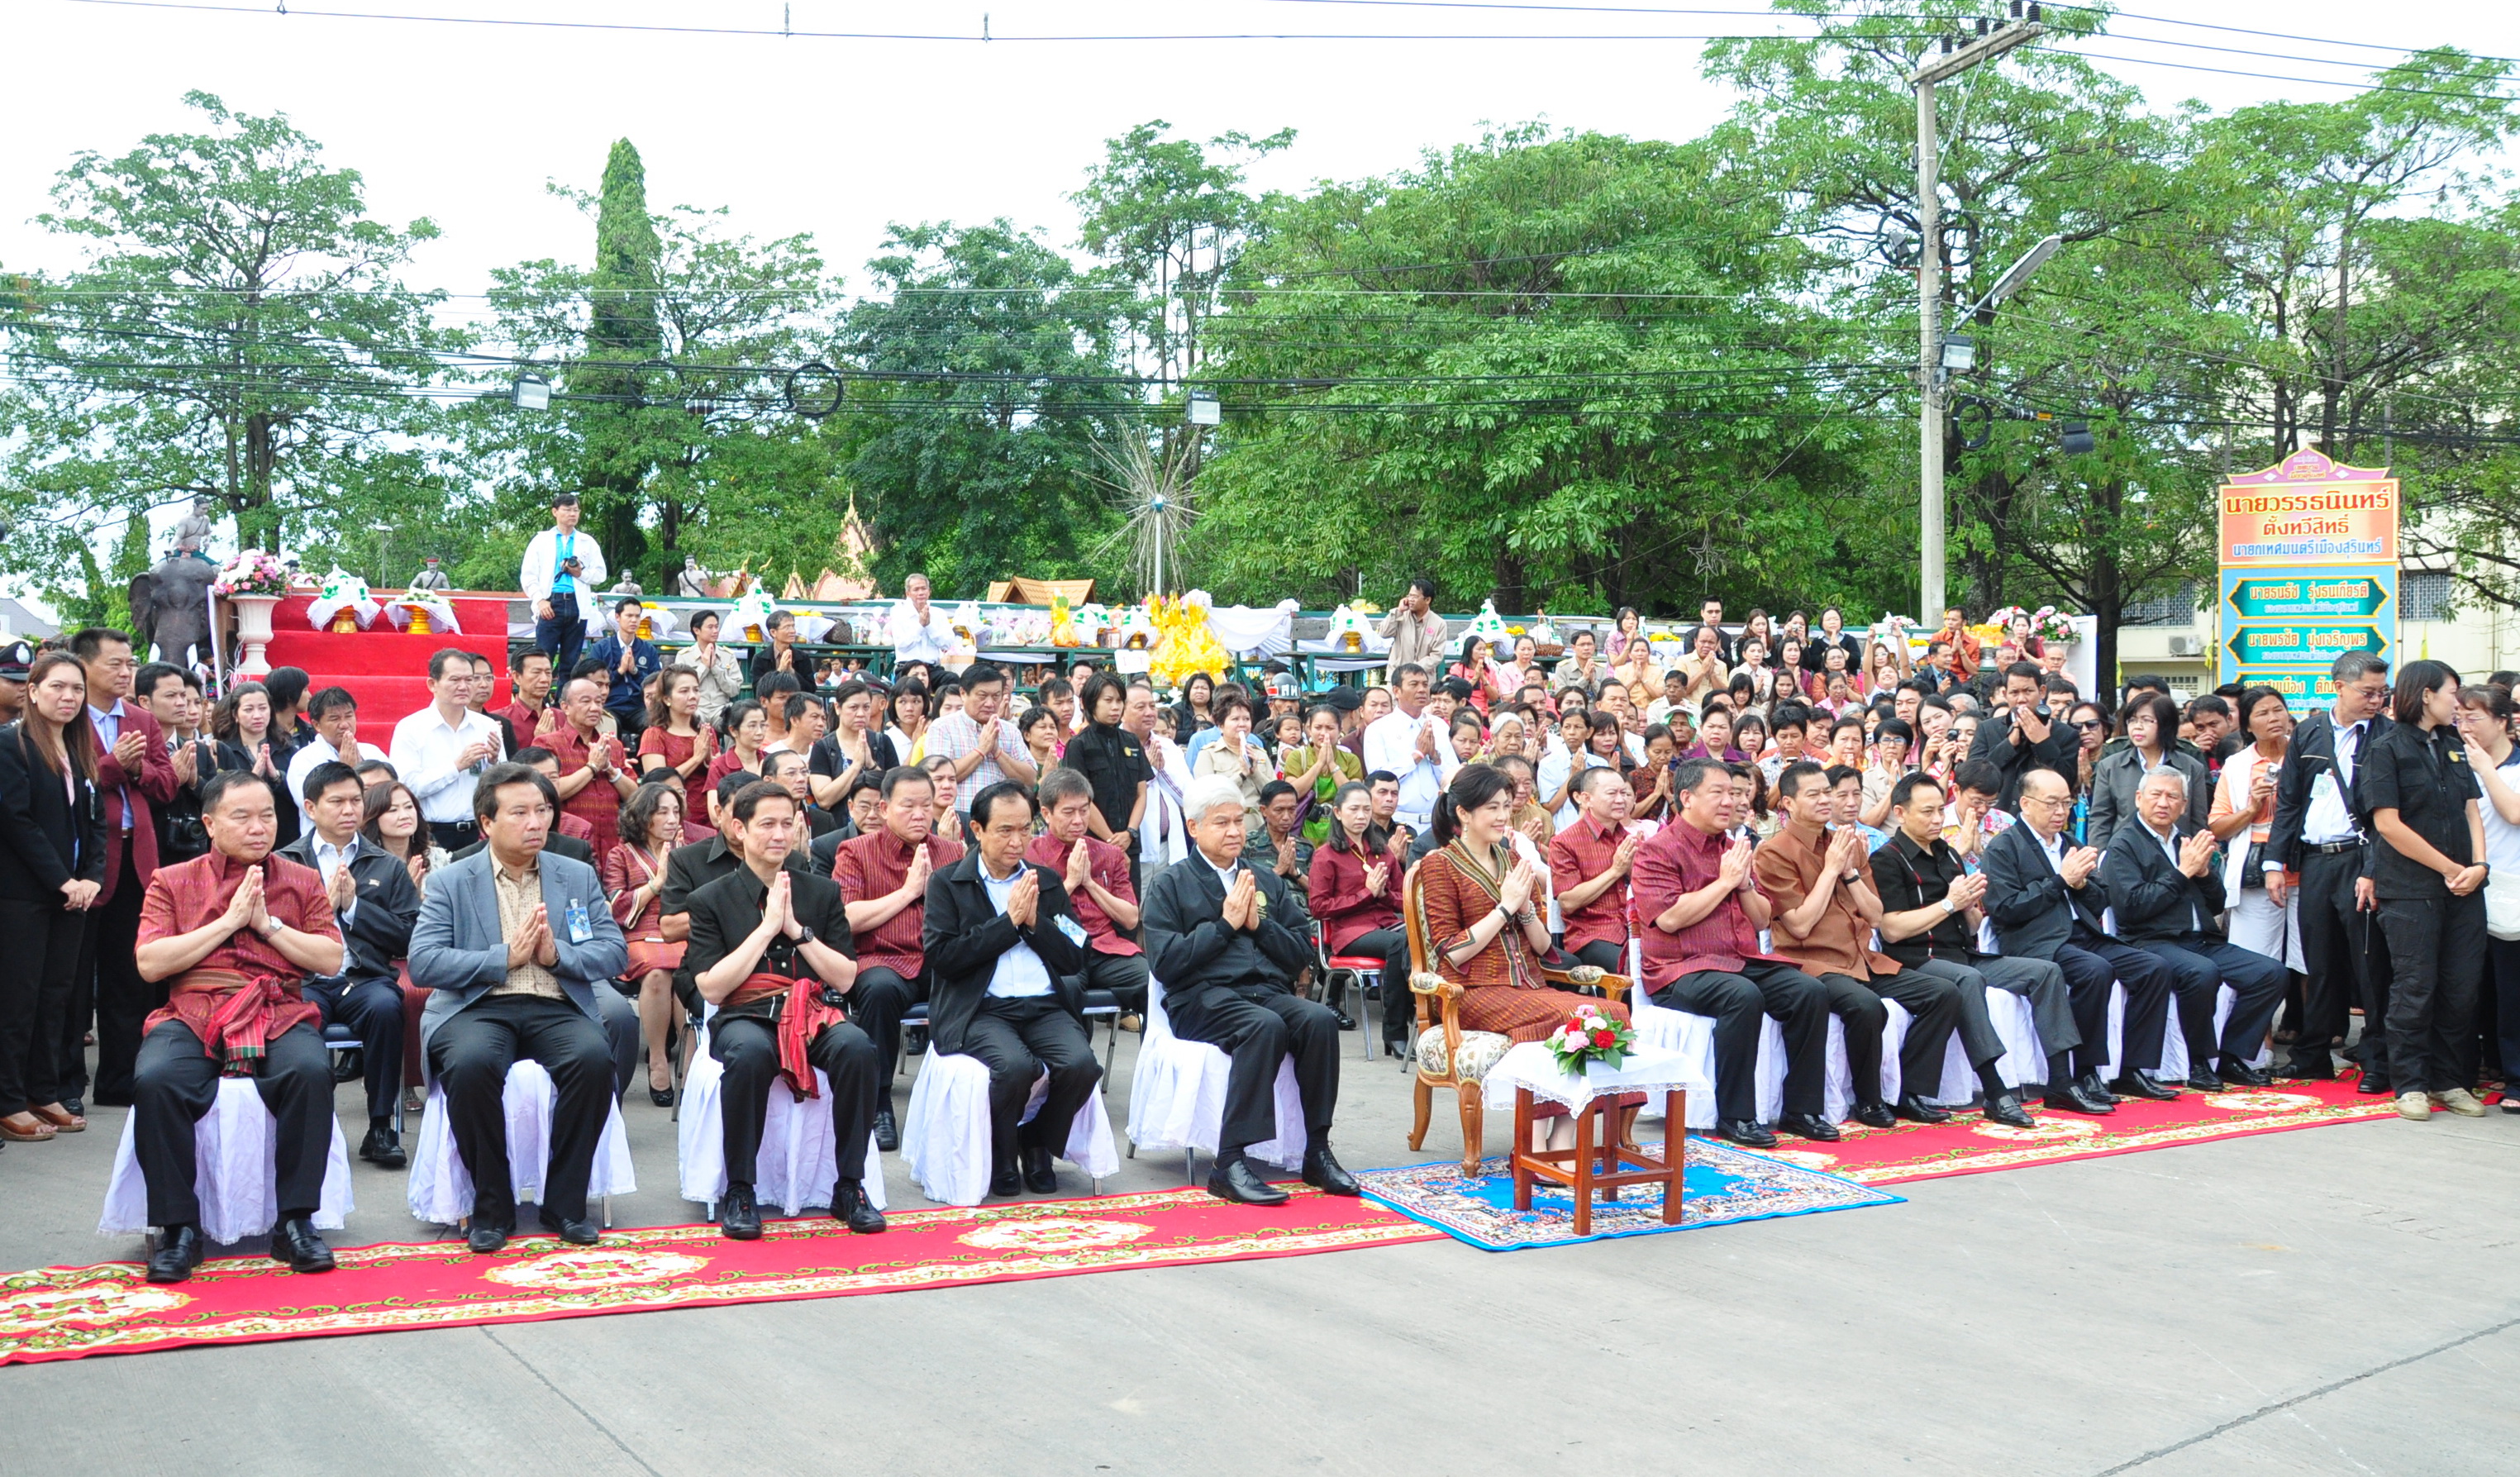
[2,0,2513,617]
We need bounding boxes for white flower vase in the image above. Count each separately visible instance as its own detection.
[229,594,280,678]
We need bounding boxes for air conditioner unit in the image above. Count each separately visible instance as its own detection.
[2165,635,2204,657]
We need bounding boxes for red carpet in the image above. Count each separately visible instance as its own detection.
[0,1187,1438,1365]
[263,593,521,722]
[1745,1077,2400,1186]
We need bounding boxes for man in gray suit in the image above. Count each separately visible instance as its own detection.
[411,762,627,1253]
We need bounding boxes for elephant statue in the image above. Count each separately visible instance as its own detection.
[128,555,221,669]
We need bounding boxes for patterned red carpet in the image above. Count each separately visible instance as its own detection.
[1748,1076,2403,1185]
[0,1187,1437,1366]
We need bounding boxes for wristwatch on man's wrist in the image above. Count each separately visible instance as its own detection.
[791,923,817,949]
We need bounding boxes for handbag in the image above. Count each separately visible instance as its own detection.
[2487,869,2520,941]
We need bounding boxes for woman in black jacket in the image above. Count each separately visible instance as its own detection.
[0,651,107,1142]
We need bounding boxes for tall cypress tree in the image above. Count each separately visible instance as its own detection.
[578,139,662,580]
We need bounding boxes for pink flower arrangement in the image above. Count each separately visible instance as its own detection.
[211,550,290,598]
[1544,1003,1636,1074]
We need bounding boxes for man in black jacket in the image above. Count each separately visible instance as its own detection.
[1980,768,2180,1108]
[920,780,1099,1198]
[1969,661,2081,812]
[280,761,422,1167]
[2103,765,2287,1091]
[1143,775,1356,1206]
[2263,649,2394,1088]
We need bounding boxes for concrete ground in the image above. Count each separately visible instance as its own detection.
[2,1023,2513,1476]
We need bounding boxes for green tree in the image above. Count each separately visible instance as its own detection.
[0,91,455,577]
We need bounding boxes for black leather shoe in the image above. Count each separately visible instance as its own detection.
[1207,1156,1291,1206]
[466,1222,512,1255]
[60,1096,83,1118]
[719,1183,762,1241]
[1981,1090,2036,1128]
[1022,1146,1058,1194]
[1717,1118,1778,1149]
[1331,1008,1357,1030]
[2218,1060,2273,1089]
[1894,1093,1952,1125]
[359,1126,406,1169]
[2354,1069,2393,1095]
[2081,1071,2121,1104]
[874,1107,900,1154]
[273,1215,336,1274]
[649,1084,675,1108]
[2186,1069,2224,1094]
[2276,1058,2335,1081]
[833,1179,885,1233]
[1777,1112,1841,1143]
[2112,1070,2178,1101]
[988,1166,1022,1198]
[1852,1102,1897,1128]
[146,1224,203,1284]
[331,1047,363,1084]
[2044,1079,2114,1115]
[1302,1146,1360,1197]
[547,1216,603,1246]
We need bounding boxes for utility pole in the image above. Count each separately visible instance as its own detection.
[1912,7,2044,624]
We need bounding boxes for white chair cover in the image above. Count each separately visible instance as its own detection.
[899,1049,1121,1208]
[1125,977,1306,1170]
[674,1021,887,1216]
[405,1060,636,1225]
[2098,980,2270,1082]
[98,1076,355,1241]
[1623,987,1788,1130]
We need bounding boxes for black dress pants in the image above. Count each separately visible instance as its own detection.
[1654,960,1828,1121]
[1080,951,1150,1013]
[1167,981,1340,1155]
[1826,966,1960,1105]
[852,965,921,1078]
[426,993,612,1227]
[134,1018,332,1229]
[2132,934,2288,1073]
[2377,893,2487,1094]
[710,1013,880,1190]
[2292,847,2374,1070]
[961,996,1102,1171]
[302,974,403,1125]
[79,849,154,1103]
[2050,941,2146,1076]
[0,898,84,1117]
[1573,940,1628,974]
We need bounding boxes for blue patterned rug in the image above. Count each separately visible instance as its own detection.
[1355,1137,1905,1251]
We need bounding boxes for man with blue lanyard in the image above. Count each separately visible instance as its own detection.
[522,492,607,684]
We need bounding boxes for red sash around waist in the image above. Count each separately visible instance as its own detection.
[726,972,849,1099]
[145,969,322,1078]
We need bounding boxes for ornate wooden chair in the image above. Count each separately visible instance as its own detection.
[1402,864,1633,1174]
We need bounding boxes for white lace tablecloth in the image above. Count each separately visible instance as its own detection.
[1479,1042,1711,1113]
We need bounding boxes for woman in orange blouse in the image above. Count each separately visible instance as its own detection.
[604,781,688,1105]
[1415,764,1631,1044]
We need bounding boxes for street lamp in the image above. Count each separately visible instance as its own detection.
[511,374,551,411]
[1913,12,2045,624]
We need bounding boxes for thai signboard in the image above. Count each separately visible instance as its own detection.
[2215,450,2399,703]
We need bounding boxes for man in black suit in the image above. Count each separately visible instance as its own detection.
[920,780,1100,1198]
[279,760,422,1167]
[1969,661,2081,811]
[685,780,884,1237]
[2103,765,2287,1091]
[2264,649,2394,1089]
[1142,774,1357,1206]
[1981,767,2181,1108]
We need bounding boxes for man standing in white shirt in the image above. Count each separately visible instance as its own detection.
[890,572,957,669]
[284,688,389,805]
[390,648,508,851]
[520,492,607,684]
[1364,663,1460,836]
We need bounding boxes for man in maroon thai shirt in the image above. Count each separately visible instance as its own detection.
[131,770,346,1284]
[1550,767,1645,974]
[1630,756,1835,1150]
[832,765,964,1150]
[542,676,637,859]
[1027,768,1149,1016]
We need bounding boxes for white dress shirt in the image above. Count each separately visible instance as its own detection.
[978,860,1054,998]
[519,525,608,603]
[311,836,359,927]
[285,735,388,807]
[390,704,507,823]
[2295,716,2370,851]
[1363,705,1460,828]
[890,599,957,666]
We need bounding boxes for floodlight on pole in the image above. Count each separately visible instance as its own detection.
[1913,13,2045,625]
[1186,392,1221,426]
[512,374,551,412]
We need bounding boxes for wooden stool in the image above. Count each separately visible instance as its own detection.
[1508,1086,1688,1237]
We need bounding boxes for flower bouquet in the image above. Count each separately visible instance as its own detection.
[210,550,289,598]
[1544,1004,1636,1074]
